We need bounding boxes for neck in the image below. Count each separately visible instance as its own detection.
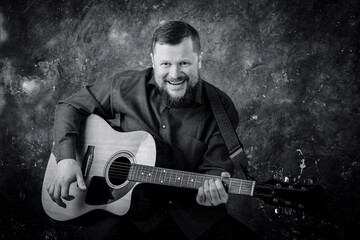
[127,163,255,196]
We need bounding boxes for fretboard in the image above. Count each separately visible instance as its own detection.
[128,164,255,196]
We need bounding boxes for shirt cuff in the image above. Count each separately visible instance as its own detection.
[52,135,77,162]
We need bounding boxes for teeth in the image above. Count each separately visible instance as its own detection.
[168,80,185,85]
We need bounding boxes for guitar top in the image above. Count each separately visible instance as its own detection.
[41,114,328,221]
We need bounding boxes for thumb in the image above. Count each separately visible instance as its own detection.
[221,172,231,179]
[76,173,87,190]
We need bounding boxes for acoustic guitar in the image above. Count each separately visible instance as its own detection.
[41,114,327,221]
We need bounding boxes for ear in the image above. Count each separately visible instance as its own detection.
[198,52,203,69]
[150,53,154,68]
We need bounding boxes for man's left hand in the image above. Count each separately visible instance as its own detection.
[196,172,230,206]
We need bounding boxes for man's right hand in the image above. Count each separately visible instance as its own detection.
[46,158,87,208]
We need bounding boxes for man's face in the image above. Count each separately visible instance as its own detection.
[151,37,202,102]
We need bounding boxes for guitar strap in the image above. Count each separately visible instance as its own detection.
[204,82,250,178]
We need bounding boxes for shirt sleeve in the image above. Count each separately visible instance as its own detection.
[52,76,115,162]
[198,91,240,176]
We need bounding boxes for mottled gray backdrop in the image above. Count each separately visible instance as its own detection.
[0,0,359,239]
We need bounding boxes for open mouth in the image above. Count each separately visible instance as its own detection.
[167,79,186,86]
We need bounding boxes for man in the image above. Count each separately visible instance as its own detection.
[47,21,261,240]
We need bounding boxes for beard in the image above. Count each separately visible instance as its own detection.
[157,76,198,108]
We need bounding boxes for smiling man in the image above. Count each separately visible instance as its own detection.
[47,21,261,240]
[151,30,201,107]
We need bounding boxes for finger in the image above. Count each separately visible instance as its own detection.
[76,173,87,190]
[197,186,212,206]
[209,178,221,205]
[63,195,75,201]
[203,180,212,204]
[53,184,66,208]
[47,182,54,197]
[215,178,229,203]
[196,186,205,205]
[221,171,231,178]
[220,172,231,191]
[61,183,74,201]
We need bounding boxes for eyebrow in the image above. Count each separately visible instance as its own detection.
[158,58,193,62]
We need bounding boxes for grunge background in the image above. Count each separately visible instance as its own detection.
[0,0,359,239]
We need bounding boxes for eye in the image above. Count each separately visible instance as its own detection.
[161,62,171,67]
[180,62,190,66]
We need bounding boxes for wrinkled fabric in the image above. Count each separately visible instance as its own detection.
[52,67,239,239]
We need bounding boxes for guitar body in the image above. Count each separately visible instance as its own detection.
[42,115,328,221]
[41,114,156,221]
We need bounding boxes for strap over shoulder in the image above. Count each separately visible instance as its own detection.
[203,82,249,177]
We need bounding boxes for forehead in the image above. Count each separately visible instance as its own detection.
[153,37,198,59]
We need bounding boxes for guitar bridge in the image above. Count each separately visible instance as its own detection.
[82,145,95,179]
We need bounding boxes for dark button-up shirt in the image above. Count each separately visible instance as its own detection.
[52,68,239,240]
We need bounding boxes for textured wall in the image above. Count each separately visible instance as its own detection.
[0,0,359,239]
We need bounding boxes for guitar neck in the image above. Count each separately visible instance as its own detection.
[128,164,255,196]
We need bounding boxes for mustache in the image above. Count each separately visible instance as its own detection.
[165,75,189,82]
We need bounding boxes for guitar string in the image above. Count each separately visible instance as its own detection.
[89,161,303,194]
[108,172,254,189]
[102,163,254,192]
[108,163,254,183]
[109,161,253,184]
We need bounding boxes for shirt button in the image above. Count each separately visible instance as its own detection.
[161,124,166,129]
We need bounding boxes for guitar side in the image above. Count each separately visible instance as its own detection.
[41,114,157,221]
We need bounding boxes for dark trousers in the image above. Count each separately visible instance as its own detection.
[78,214,262,240]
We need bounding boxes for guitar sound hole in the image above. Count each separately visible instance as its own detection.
[108,156,131,187]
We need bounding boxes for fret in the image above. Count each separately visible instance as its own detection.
[174,170,178,187]
[185,172,190,188]
[180,171,185,187]
[171,170,175,186]
[228,178,233,192]
[197,174,204,188]
[144,166,149,183]
[239,179,243,194]
[144,165,151,183]
[172,170,178,186]
[167,169,171,186]
[183,171,187,187]
[153,167,158,184]
[158,168,164,184]
[156,168,161,184]
[129,164,254,196]
[140,165,146,182]
[177,170,182,187]
[147,166,154,184]
[157,168,161,184]
[141,165,147,182]
[134,164,139,181]
[161,168,167,185]
[189,173,196,188]
[176,171,181,186]
[128,165,134,181]
[184,172,190,188]
[187,172,193,188]
[133,164,139,181]
[141,166,148,182]
[134,165,139,181]
[168,169,174,186]
[165,169,169,185]
[174,170,179,187]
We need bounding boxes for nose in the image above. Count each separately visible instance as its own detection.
[168,65,180,79]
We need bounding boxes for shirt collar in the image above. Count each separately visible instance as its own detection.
[147,69,204,105]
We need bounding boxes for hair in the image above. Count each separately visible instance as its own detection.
[151,21,201,54]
